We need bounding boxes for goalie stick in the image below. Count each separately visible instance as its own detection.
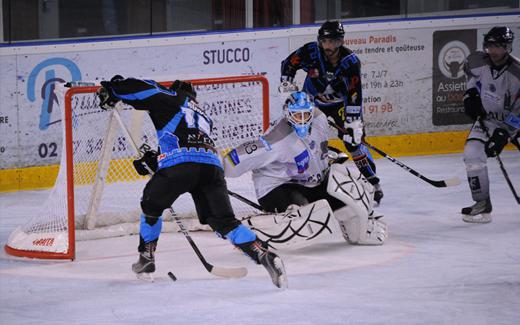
[227,190,264,211]
[112,107,248,279]
[478,118,520,204]
[328,120,461,188]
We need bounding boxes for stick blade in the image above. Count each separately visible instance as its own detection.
[443,176,462,187]
[210,265,248,278]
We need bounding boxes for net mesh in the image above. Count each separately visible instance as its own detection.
[6,76,267,256]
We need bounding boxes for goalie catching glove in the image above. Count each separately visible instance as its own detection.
[133,150,159,176]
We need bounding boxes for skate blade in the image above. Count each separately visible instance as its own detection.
[273,257,288,290]
[136,272,155,282]
[462,213,492,224]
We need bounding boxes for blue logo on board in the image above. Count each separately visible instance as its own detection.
[27,58,82,130]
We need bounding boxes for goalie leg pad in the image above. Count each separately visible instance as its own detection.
[242,199,335,248]
[327,163,374,216]
[327,163,386,245]
[334,207,387,245]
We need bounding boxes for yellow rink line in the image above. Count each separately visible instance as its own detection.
[1,130,515,192]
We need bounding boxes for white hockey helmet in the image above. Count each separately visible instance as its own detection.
[284,91,315,139]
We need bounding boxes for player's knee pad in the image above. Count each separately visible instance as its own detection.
[463,140,486,168]
[140,214,162,243]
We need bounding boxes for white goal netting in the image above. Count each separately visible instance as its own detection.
[5,75,269,259]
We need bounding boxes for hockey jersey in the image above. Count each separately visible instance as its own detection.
[102,78,221,170]
[223,110,330,199]
[465,51,520,136]
[280,41,363,122]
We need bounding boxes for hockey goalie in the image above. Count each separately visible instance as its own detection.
[223,91,388,247]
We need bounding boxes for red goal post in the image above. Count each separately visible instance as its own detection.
[5,75,270,260]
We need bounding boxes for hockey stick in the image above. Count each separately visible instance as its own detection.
[478,118,520,204]
[112,107,247,278]
[328,120,461,188]
[227,190,264,211]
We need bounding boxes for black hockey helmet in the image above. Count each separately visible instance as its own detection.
[483,26,514,53]
[318,21,345,42]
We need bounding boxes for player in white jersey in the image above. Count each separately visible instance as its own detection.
[223,91,387,245]
[462,26,520,223]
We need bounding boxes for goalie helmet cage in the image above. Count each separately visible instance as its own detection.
[5,75,270,260]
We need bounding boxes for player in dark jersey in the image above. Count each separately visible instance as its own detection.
[280,20,383,204]
[97,76,286,287]
[461,26,519,223]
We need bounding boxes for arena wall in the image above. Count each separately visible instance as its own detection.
[0,14,518,191]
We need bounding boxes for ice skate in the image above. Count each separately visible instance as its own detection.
[373,183,384,205]
[238,240,288,289]
[259,250,288,289]
[132,241,156,280]
[461,198,492,224]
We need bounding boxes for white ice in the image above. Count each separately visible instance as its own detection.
[1,152,519,325]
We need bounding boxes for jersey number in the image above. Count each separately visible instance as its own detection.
[182,106,212,136]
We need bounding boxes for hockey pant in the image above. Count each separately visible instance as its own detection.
[258,180,345,213]
[327,163,387,245]
[138,163,249,250]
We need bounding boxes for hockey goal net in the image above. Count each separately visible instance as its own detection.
[5,75,269,260]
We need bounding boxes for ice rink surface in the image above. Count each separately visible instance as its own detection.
[1,152,519,325]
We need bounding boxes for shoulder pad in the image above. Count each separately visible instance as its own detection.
[263,118,293,143]
[340,53,360,70]
[507,55,520,80]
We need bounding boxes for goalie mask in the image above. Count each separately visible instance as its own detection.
[284,91,315,139]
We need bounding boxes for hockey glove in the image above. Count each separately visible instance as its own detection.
[485,128,509,157]
[512,133,520,151]
[133,150,159,176]
[278,80,299,94]
[170,80,197,102]
[96,86,119,110]
[463,88,486,121]
[343,120,364,146]
[327,147,349,165]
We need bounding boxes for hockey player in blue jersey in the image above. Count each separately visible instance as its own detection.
[96,75,286,288]
[279,20,383,205]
